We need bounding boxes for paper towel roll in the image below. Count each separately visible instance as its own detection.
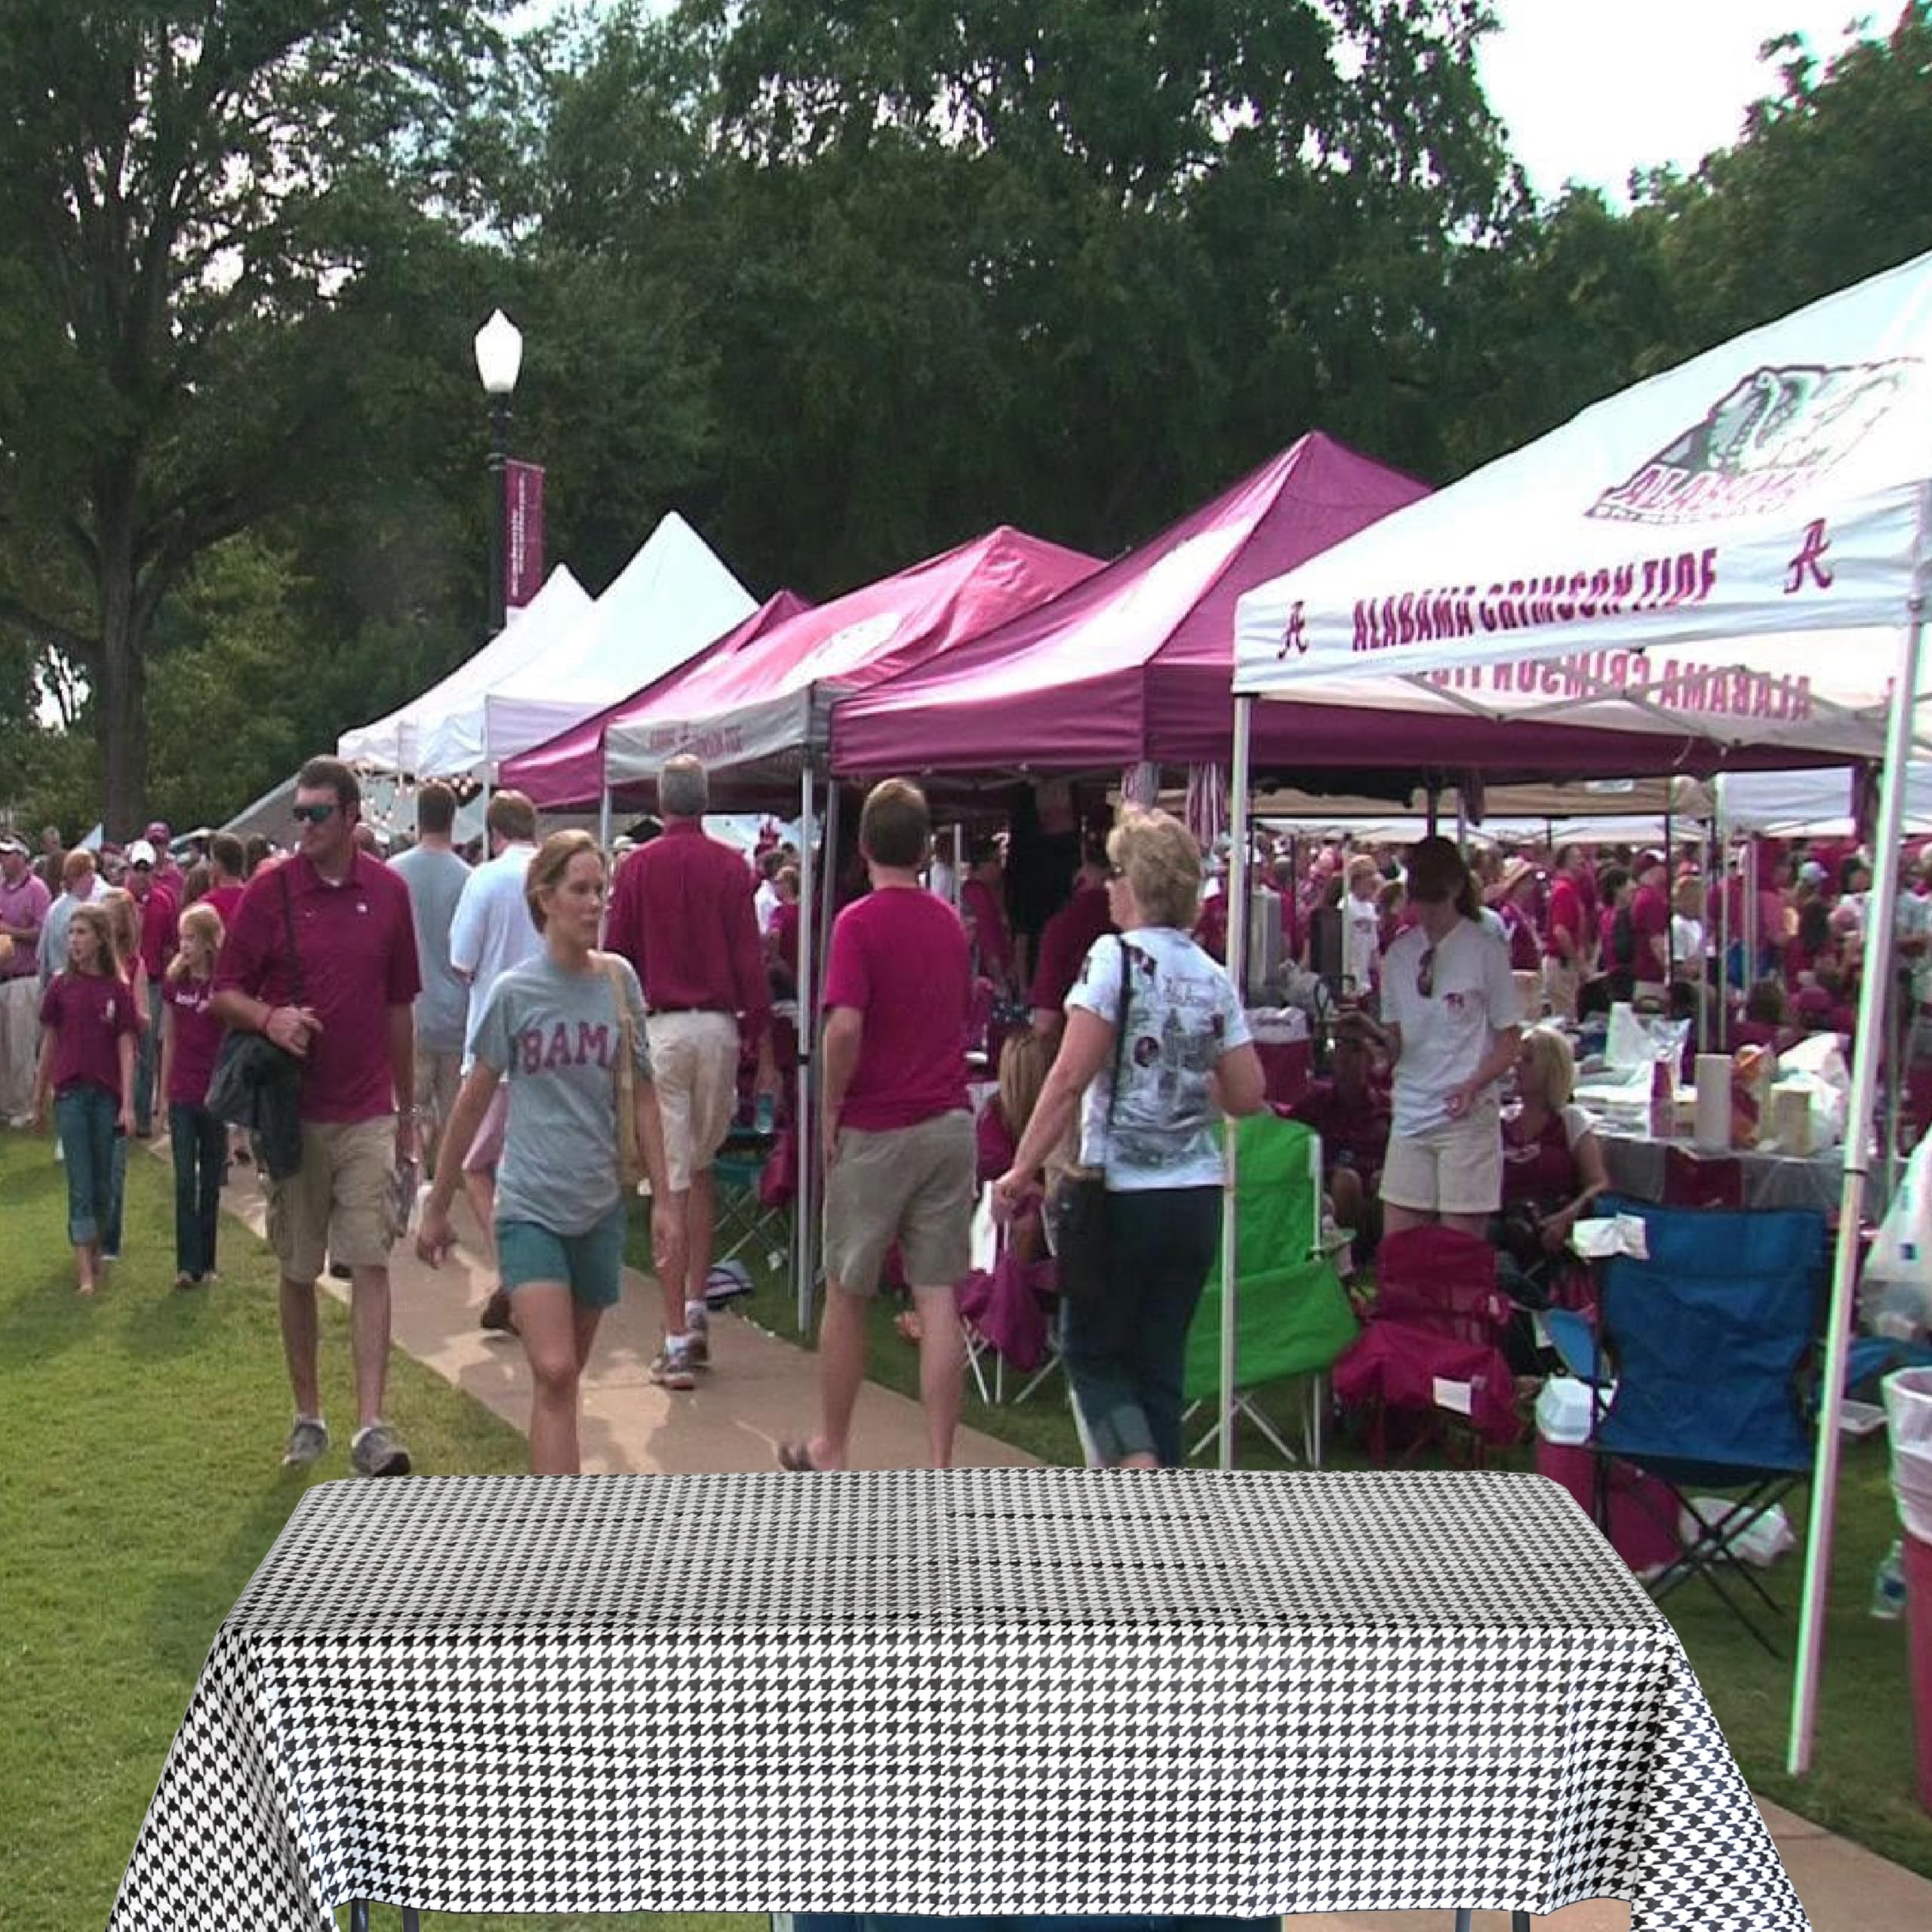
[1694,1055,1732,1152]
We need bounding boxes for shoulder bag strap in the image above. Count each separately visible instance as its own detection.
[1096,934,1133,1179]
[278,864,303,1007]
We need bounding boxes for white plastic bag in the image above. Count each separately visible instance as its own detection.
[1680,1497,1795,1567]
[1774,1030,1851,1149]
[1865,1130,1932,1305]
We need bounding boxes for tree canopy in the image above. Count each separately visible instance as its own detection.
[0,0,1927,836]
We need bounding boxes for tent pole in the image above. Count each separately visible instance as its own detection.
[1664,795,1675,986]
[1789,478,1932,1775]
[598,784,612,856]
[1220,694,1256,1470]
[952,822,964,909]
[794,764,819,1337]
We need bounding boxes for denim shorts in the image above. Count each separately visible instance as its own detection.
[496,1205,626,1309]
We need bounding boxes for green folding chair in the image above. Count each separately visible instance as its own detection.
[1183,1112,1359,1466]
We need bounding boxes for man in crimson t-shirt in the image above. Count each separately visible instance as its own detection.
[1628,850,1672,992]
[787,778,974,1475]
[1027,841,1114,1038]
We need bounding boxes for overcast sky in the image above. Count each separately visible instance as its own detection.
[1478,1,1872,200]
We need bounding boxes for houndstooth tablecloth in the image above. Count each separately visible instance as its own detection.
[106,1467,1807,1932]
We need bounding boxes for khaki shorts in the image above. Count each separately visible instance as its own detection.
[1380,1100,1502,1217]
[646,1011,740,1192]
[1542,958,1580,1025]
[266,1115,400,1284]
[823,1109,975,1296]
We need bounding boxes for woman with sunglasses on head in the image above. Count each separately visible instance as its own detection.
[1358,835,1523,1239]
[991,808,1266,1470]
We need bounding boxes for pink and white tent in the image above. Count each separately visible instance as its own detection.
[598,525,1101,798]
[499,591,813,811]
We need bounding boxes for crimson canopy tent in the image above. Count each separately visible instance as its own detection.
[1232,246,1932,1780]
[598,524,1101,800]
[498,591,813,811]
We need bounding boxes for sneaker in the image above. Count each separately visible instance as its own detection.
[281,1417,330,1467]
[350,1421,411,1478]
[478,1286,515,1334]
[649,1346,697,1392]
[682,1330,710,1369]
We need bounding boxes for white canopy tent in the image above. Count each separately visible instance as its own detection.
[1718,762,1932,838]
[414,512,755,783]
[1232,248,1932,1777]
[337,565,592,777]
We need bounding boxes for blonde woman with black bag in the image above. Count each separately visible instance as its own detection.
[419,831,685,1473]
[992,809,1266,1469]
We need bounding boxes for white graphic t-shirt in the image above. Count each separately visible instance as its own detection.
[1381,916,1521,1137]
[1066,927,1251,1192]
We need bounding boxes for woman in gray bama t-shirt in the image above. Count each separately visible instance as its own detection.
[419,832,683,1472]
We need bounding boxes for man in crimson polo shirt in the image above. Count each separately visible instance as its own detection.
[786,777,974,1473]
[213,755,421,1478]
[1027,840,1115,1039]
[606,754,777,1389]
[0,835,51,1124]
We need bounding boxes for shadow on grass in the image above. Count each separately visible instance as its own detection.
[141,1478,306,1677]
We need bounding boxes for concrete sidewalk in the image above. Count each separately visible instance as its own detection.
[214,1163,1932,1932]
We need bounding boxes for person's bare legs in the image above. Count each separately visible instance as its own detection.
[348,1264,392,1429]
[909,1282,965,1468]
[683,1165,716,1320]
[1380,1200,1432,1238]
[281,1275,321,1417]
[1440,1211,1488,1238]
[515,1282,584,1475]
[657,1187,691,1340]
[806,1283,870,1471]
[74,1238,99,1297]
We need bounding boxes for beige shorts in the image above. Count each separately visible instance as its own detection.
[1380,1101,1502,1217]
[266,1115,400,1284]
[646,1011,740,1192]
[823,1109,976,1296]
[1542,958,1580,1024]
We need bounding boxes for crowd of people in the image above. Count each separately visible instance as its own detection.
[5,764,1909,1481]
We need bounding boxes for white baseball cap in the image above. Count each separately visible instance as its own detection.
[127,838,158,866]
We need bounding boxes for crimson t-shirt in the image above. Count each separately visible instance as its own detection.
[41,971,139,1100]
[823,886,971,1132]
[1629,883,1669,977]
[162,974,225,1107]
[1544,876,1583,962]
[214,854,420,1123]
[1029,884,1114,1012]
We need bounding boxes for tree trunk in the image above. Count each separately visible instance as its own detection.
[96,521,149,841]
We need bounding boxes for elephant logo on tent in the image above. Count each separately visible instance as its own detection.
[1588,356,1918,525]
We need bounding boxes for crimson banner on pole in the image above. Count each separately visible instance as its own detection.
[503,460,545,611]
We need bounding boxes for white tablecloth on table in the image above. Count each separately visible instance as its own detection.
[107,1468,1807,1932]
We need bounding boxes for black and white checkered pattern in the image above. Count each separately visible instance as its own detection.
[106,1469,1807,1932]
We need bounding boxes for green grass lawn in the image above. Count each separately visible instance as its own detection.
[4,1129,1929,1932]
[0,1133,749,1932]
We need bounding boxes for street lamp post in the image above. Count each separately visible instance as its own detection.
[472,309,524,637]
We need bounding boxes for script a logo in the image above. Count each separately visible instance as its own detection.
[1275,600,1308,660]
[1588,357,1917,527]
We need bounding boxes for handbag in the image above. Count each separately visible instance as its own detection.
[596,952,645,1192]
[1047,935,1133,1303]
[205,867,306,1181]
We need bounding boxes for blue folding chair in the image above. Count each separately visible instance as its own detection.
[1549,1195,1827,1654]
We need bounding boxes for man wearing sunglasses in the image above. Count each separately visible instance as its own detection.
[1359,835,1522,1238]
[213,755,423,1476]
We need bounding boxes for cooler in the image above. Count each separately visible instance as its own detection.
[1535,1376,1679,1575]
[1882,1367,1932,1812]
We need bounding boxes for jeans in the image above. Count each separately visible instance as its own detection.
[1061,1185,1222,1468]
[134,979,162,1134]
[170,1102,226,1278]
[54,1086,118,1247]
